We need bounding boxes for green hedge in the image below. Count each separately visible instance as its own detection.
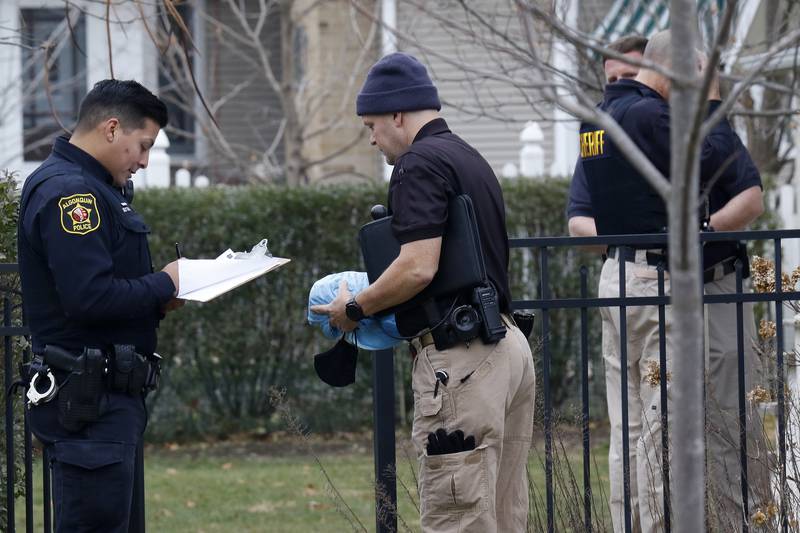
[137,178,602,440]
[0,177,600,451]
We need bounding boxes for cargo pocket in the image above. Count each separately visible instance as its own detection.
[418,394,443,417]
[53,440,125,470]
[52,440,133,528]
[420,444,490,517]
[411,349,453,450]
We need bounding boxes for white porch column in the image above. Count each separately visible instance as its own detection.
[137,130,171,189]
[0,1,24,177]
[520,122,545,178]
[548,0,580,177]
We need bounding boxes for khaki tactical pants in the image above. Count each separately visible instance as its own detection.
[601,256,771,533]
[600,253,672,533]
[411,316,536,533]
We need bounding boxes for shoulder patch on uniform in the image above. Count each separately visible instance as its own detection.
[58,193,101,235]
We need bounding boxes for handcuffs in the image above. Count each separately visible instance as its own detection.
[26,368,58,406]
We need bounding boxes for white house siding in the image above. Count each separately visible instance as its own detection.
[395,0,556,178]
[393,0,620,179]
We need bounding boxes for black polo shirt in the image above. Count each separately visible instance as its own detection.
[387,118,511,336]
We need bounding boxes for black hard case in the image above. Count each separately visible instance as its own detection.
[358,195,487,316]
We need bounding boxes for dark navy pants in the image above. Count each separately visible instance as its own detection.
[29,391,146,533]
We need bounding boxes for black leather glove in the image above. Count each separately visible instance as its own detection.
[426,428,476,456]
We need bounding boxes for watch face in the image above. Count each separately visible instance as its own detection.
[346,300,363,321]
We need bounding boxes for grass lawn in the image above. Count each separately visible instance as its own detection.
[14,430,611,532]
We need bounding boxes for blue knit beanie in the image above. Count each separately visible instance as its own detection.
[356,53,441,115]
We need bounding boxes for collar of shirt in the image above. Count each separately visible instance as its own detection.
[604,78,664,102]
[412,117,451,143]
[52,135,115,186]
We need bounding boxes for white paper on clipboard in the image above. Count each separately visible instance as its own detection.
[177,239,290,302]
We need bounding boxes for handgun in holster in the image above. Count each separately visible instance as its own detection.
[43,346,108,433]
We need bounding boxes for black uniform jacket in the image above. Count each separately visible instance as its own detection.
[569,80,761,262]
[18,136,175,355]
[568,81,761,221]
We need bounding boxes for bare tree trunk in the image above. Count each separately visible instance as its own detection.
[669,2,705,530]
[280,0,305,186]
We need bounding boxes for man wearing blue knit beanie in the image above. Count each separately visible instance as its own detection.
[313,52,536,532]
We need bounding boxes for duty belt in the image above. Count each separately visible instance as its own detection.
[408,313,518,357]
[608,246,743,284]
[25,344,161,406]
[607,245,667,267]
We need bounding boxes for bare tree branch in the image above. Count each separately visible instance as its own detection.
[105,0,114,78]
[701,27,800,139]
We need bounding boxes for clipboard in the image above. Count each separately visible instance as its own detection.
[177,239,290,302]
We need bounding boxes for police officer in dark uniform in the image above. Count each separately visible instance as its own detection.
[311,53,535,532]
[18,79,181,532]
[570,31,768,532]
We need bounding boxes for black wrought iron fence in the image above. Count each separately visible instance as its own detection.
[371,229,800,533]
[5,229,800,532]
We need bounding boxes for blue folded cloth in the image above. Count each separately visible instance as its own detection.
[307,271,402,350]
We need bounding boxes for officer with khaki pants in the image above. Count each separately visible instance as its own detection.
[312,52,536,532]
[704,272,772,531]
[570,30,770,532]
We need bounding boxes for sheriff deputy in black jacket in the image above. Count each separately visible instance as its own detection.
[570,30,769,532]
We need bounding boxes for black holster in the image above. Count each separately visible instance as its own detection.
[55,348,106,433]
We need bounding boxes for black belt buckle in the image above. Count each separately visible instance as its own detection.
[645,251,668,268]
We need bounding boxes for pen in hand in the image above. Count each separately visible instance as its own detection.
[175,242,182,259]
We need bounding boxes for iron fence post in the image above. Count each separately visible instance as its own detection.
[373,348,397,533]
[5,297,16,532]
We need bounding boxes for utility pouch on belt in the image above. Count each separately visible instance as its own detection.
[54,347,107,433]
[109,344,149,395]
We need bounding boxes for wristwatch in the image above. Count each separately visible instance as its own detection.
[345,298,366,322]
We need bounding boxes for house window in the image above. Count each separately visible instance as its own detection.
[158,3,197,157]
[20,9,86,161]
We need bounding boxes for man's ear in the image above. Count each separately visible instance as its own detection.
[392,112,403,127]
[102,118,121,143]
